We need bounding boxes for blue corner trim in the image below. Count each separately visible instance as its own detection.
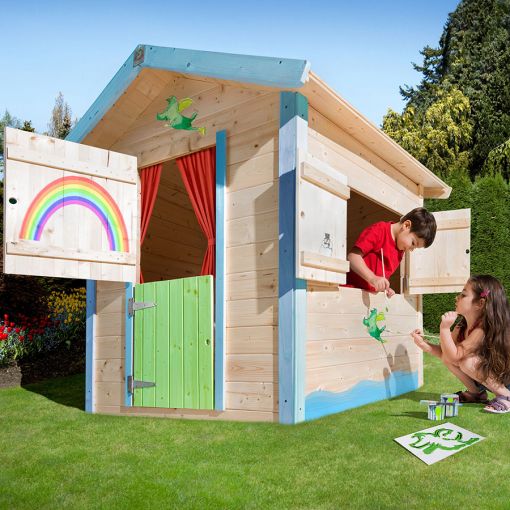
[125,282,134,406]
[305,371,420,421]
[278,91,308,424]
[215,130,227,411]
[85,279,96,413]
[67,44,310,143]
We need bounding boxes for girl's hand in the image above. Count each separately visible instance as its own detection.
[386,288,396,298]
[440,311,458,330]
[410,329,432,353]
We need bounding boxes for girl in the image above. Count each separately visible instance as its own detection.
[412,275,510,414]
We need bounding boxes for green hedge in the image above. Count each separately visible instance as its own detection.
[423,172,510,331]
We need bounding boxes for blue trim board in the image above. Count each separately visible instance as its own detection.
[85,279,96,413]
[66,46,143,143]
[215,130,227,411]
[67,44,310,144]
[125,282,134,406]
[305,371,420,421]
[278,92,308,424]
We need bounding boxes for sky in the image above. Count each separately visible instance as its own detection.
[1,0,460,134]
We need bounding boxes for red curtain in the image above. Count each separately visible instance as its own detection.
[176,148,216,276]
[139,163,162,283]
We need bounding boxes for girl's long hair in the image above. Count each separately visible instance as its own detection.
[458,275,510,385]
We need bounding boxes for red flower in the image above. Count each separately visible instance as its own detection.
[9,322,15,327]
[19,336,24,342]
[15,328,20,333]
[6,327,12,332]
[3,314,8,321]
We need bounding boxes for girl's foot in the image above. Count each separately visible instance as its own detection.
[455,389,489,404]
[484,395,510,414]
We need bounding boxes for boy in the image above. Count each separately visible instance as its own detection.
[346,207,436,296]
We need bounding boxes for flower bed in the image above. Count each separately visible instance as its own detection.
[0,287,86,367]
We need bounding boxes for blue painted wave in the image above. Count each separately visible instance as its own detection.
[305,370,419,421]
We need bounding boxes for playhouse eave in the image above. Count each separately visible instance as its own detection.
[301,72,452,200]
[67,44,450,201]
[67,44,310,144]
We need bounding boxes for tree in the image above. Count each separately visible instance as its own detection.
[382,86,473,178]
[481,138,510,181]
[394,0,510,176]
[47,92,73,139]
[21,120,35,133]
[0,111,22,177]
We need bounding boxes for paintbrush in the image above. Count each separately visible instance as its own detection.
[380,248,390,311]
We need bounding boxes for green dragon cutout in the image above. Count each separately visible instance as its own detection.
[156,96,206,135]
[363,308,386,343]
[409,428,479,455]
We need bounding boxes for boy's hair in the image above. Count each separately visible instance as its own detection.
[400,207,437,247]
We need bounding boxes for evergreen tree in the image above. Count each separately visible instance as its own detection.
[0,111,22,176]
[481,138,510,181]
[470,173,510,288]
[382,86,473,178]
[390,0,510,176]
[47,92,73,139]
[21,120,35,133]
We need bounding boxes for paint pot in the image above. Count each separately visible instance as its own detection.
[427,402,446,421]
[440,394,460,417]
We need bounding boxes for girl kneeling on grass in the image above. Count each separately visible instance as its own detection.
[411,275,510,414]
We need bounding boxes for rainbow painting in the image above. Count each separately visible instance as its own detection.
[19,176,130,252]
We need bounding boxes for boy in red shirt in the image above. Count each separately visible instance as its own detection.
[346,207,437,296]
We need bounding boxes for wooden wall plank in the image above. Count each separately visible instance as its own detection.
[227,211,278,247]
[228,181,278,220]
[226,298,278,327]
[226,240,277,274]
[226,382,277,412]
[306,354,421,394]
[227,354,278,383]
[113,92,279,168]
[226,326,278,355]
[226,270,277,301]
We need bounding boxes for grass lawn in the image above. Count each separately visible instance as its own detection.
[1,355,509,510]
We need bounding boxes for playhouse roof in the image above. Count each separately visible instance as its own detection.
[68,44,450,199]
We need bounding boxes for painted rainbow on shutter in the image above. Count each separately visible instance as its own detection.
[19,176,129,252]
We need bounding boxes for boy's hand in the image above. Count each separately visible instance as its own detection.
[440,311,458,330]
[386,288,396,298]
[370,276,390,293]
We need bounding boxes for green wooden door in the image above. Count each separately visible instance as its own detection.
[133,276,214,409]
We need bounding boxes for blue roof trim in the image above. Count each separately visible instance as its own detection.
[144,45,310,88]
[67,47,143,143]
[67,44,310,143]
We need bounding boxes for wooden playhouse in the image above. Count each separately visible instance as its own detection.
[2,45,471,423]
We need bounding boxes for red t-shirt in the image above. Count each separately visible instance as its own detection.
[346,221,403,292]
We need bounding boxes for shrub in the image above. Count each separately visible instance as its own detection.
[0,287,86,366]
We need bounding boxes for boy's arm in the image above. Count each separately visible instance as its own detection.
[347,248,390,293]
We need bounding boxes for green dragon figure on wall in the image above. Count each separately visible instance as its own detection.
[156,96,206,135]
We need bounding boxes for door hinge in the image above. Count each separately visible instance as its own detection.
[128,298,156,317]
[127,375,156,394]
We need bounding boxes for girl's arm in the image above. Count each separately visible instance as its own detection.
[440,312,464,362]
